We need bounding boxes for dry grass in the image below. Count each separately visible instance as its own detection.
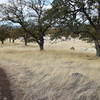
[0,39,100,100]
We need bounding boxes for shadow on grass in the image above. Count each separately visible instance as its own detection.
[0,68,13,100]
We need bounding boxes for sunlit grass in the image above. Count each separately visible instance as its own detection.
[0,39,100,100]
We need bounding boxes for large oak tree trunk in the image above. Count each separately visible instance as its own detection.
[95,40,100,57]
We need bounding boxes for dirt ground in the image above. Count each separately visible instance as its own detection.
[0,39,100,100]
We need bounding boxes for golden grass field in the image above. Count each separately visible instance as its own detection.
[0,39,100,100]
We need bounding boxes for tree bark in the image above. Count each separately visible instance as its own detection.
[39,43,44,50]
[23,34,28,46]
[38,36,44,51]
[95,40,100,57]
[24,37,28,46]
[12,39,15,43]
[1,40,4,44]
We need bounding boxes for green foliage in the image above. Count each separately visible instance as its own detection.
[0,25,9,43]
[9,28,20,40]
[48,0,100,43]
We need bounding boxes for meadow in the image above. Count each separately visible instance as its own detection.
[0,39,100,100]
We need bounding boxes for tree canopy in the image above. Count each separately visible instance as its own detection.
[48,0,100,56]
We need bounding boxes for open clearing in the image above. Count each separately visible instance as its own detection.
[0,39,100,100]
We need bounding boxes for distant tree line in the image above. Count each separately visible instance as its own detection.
[0,25,31,45]
[0,0,100,57]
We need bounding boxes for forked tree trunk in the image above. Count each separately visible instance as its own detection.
[95,40,100,57]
